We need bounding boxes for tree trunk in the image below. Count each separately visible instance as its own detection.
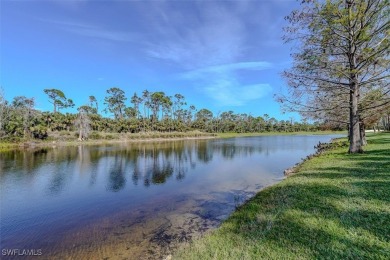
[347,1,362,154]
[78,128,83,141]
[349,88,363,153]
[359,120,367,146]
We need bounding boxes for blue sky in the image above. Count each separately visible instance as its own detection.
[0,0,299,120]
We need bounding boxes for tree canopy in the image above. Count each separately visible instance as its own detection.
[281,0,389,153]
[44,89,75,113]
[0,87,336,141]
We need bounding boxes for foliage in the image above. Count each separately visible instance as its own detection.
[104,87,127,119]
[44,89,75,113]
[281,0,390,153]
[0,88,10,137]
[30,125,48,140]
[0,88,357,142]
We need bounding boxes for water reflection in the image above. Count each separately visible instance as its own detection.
[48,170,69,195]
[107,155,127,192]
[3,140,248,193]
[0,137,335,193]
[0,135,343,259]
[0,141,191,192]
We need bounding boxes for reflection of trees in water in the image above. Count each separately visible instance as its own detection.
[217,143,257,160]
[47,169,69,195]
[0,148,79,195]
[151,158,173,185]
[208,138,271,160]
[197,141,213,163]
[132,164,140,186]
[0,148,50,176]
[137,145,184,187]
[0,138,282,192]
[106,154,127,192]
[220,144,237,160]
[98,141,203,188]
[47,149,79,195]
[76,146,99,187]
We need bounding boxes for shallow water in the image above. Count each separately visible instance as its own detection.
[0,135,341,259]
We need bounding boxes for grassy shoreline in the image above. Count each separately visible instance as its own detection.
[0,130,345,151]
[174,133,390,259]
[0,131,217,150]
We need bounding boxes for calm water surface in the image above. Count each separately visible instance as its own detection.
[0,135,341,259]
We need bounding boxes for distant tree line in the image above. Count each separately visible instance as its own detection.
[0,87,353,141]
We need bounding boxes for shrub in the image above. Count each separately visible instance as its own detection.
[88,131,102,139]
[104,134,115,140]
[31,126,48,140]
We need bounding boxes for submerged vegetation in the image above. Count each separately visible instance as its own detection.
[174,132,390,259]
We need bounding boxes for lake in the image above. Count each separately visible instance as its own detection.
[0,135,342,259]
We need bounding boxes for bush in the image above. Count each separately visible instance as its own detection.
[89,131,102,140]
[104,134,115,140]
[31,126,48,140]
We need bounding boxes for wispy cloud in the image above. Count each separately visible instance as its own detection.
[144,3,245,68]
[141,3,274,107]
[203,79,272,107]
[66,27,135,42]
[41,2,275,107]
[39,19,136,42]
[181,61,272,80]
[180,61,273,106]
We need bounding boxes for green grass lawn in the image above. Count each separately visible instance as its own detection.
[175,133,390,259]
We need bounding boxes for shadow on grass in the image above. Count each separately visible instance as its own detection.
[228,180,390,259]
[367,137,390,145]
[219,140,390,259]
[299,166,389,179]
[268,211,388,259]
[362,149,390,156]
